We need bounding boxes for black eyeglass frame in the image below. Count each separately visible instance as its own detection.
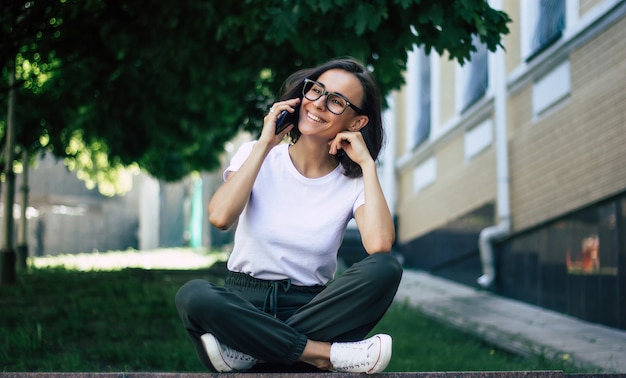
[302,78,364,115]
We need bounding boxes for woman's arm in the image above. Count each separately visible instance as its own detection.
[353,159,395,254]
[208,141,273,230]
[329,131,395,254]
[208,99,299,230]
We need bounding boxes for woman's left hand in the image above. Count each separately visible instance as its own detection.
[328,131,372,166]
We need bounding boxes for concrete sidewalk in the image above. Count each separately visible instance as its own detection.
[394,270,626,373]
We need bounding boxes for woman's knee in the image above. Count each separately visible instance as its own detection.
[175,279,203,305]
[359,253,403,286]
[175,279,220,318]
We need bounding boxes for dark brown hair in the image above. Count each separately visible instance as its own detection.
[278,57,384,178]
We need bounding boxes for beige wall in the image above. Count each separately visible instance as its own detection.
[580,0,605,15]
[503,1,522,75]
[397,122,497,242]
[439,52,457,126]
[394,1,625,244]
[509,16,626,231]
[394,83,409,158]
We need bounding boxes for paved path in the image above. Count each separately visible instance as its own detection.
[394,270,626,373]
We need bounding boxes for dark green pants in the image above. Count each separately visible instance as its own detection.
[175,253,402,371]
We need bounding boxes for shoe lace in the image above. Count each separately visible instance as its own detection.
[333,340,376,369]
[223,344,255,363]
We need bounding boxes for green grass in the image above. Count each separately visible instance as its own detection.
[372,302,582,373]
[0,249,588,373]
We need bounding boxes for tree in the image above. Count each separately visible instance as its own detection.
[1,0,511,183]
[0,0,510,283]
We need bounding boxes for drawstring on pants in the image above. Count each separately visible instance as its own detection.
[225,272,323,318]
[263,279,291,317]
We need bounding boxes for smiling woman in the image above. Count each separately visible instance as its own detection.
[176,57,401,374]
[278,59,384,179]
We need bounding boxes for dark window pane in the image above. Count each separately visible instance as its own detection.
[531,0,565,54]
[414,48,431,148]
[462,36,488,111]
[496,193,624,330]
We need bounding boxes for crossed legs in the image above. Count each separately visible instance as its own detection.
[175,253,402,371]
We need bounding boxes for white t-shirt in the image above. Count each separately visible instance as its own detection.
[224,141,365,286]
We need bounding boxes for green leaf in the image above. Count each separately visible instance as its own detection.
[0,0,510,186]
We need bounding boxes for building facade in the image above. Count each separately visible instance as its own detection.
[390,0,626,330]
[11,154,218,258]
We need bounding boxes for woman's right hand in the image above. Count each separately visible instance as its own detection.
[208,98,300,230]
[259,98,300,146]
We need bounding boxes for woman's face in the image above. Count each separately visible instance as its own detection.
[298,69,366,140]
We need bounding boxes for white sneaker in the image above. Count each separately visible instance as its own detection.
[330,334,392,374]
[200,333,257,372]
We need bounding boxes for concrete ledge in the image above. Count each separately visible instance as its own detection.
[2,372,625,378]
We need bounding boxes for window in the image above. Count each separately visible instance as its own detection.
[532,60,571,117]
[530,0,566,57]
[414,47,431,148]
[413,157,436,193]
[460,35,488,112]
[406,46,431,150]
[464,119,493,161]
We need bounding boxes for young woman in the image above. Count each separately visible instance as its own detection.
[175,57,402,374]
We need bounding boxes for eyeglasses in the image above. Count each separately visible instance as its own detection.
[302,78,363,115]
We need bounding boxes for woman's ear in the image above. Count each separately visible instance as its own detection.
[348,115,369,132]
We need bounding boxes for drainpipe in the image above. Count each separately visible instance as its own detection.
[478,18,511,288]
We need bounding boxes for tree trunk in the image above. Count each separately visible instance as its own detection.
[1,70,17,285]
[17,149,29,269]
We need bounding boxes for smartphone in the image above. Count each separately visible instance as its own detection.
[275,105,299,134]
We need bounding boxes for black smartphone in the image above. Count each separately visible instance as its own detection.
[275,105,299,134]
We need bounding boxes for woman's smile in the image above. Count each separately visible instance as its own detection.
[305,110,326,124]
